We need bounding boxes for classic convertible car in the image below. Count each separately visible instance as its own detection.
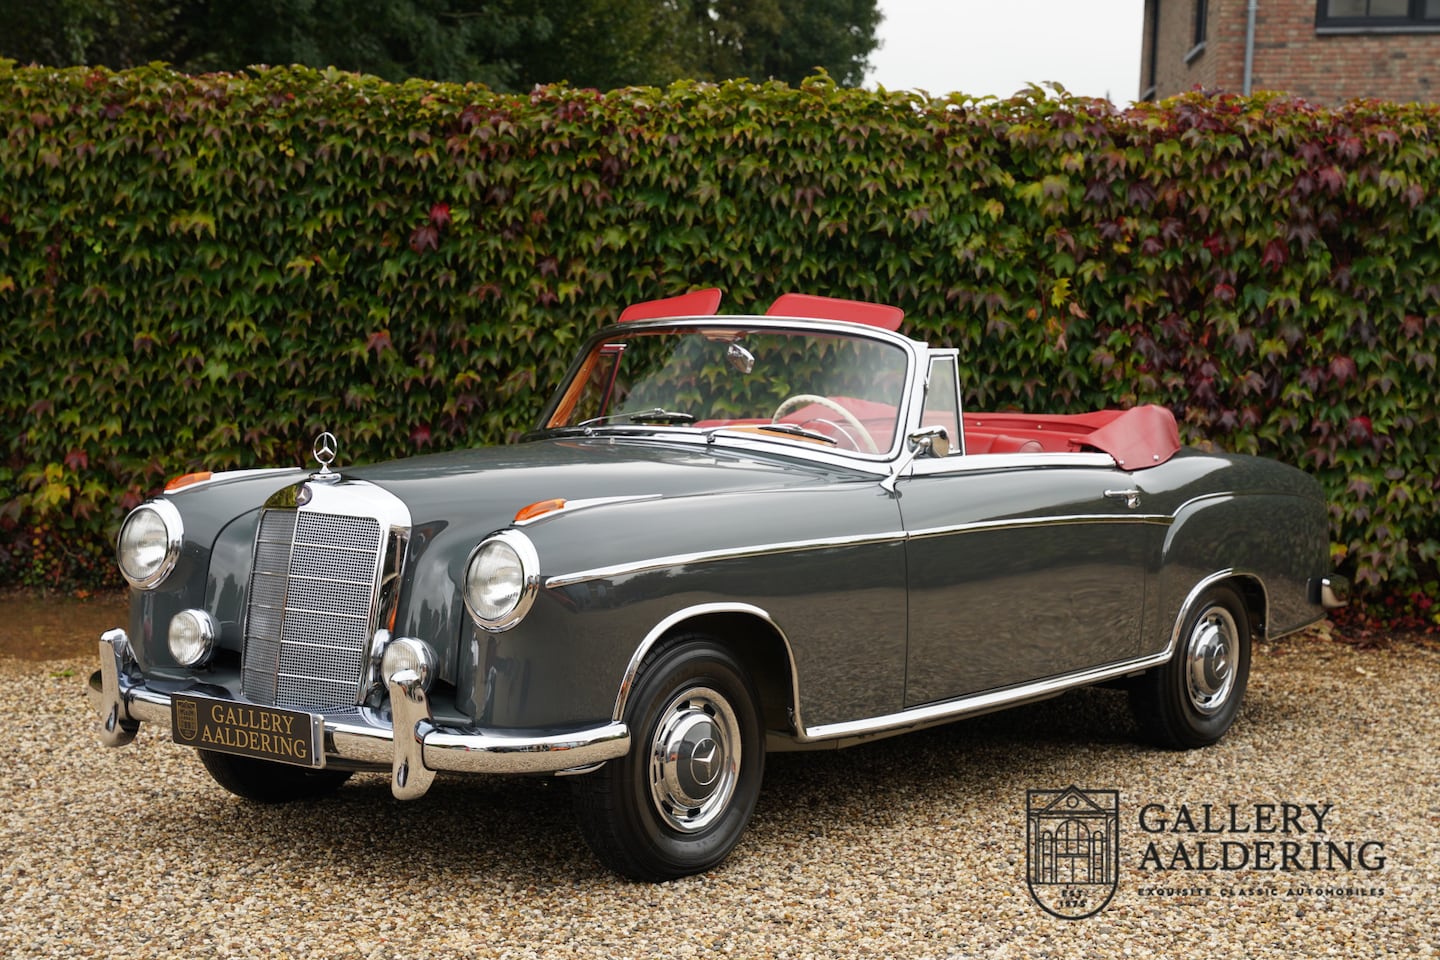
[91,290,1347,880]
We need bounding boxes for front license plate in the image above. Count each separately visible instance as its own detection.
[171,694,324,769]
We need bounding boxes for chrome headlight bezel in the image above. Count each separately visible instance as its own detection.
[116,499,184,590]
[463,530,540,632]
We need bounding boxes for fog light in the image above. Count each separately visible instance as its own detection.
[382,637,436,691]
[168,609,217,667]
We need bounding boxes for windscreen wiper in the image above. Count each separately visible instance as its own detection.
[706,423,837,445]
[578,408,697,427]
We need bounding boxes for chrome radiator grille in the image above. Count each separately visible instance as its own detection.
[242,508,384,710]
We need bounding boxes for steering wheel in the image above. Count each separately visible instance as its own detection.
[772,394,880,453]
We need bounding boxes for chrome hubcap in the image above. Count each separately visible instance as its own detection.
[1186,606,1238,715]
[648,686,740,833]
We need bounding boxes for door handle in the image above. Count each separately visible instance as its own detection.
[1104,488,1141,509]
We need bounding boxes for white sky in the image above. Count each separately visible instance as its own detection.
[866,1,1147,104]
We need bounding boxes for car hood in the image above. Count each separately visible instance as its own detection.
[335,437,862,672]
[345,436,849,528]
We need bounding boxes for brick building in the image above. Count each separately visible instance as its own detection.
[1140,0,1440,104]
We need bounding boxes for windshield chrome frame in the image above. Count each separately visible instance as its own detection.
[532,315,928,472]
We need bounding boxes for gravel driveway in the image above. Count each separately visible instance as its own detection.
[2,630,1436,959]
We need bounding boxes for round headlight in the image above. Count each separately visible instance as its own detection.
[464,531,539,631]
[381,637,437,690]
[168,609,217,667]
[117,500,183,589]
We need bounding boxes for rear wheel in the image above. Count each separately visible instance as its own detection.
[1131,585,1251,749]
[197,750,352,803]
[573,635,764,881]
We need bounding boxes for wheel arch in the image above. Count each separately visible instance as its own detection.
[1170,569,1269,654]
[611,603,798,737]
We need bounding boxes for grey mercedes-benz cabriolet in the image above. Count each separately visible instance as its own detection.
[91,289,1347,880]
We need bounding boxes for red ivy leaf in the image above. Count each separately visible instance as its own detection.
[409,225,439,253]
[429,203,451,228]
[1260,238,1288,271]
[366,330,393,355]
[1317,166,1345,194]
[1329,355,1358,383]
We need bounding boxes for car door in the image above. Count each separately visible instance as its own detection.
[895,356,1162,707]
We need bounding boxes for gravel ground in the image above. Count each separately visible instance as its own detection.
[2,631,1436,959]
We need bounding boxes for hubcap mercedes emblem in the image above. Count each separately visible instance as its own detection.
[689,738,720,787]
[313,431,338,477]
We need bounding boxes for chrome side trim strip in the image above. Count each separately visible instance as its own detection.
[546,532,908,590]
[548,513,1173,589]
[905,513,1173,540]
[798,648,1174,744]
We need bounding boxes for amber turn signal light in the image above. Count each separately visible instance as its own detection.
[514,498,567,523]
[164,471,212,492]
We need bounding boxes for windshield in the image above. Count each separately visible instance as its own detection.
[542,326,911,454]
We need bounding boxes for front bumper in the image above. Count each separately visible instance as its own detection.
[89,629,630,800]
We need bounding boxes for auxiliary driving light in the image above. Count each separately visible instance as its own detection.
[382,637,437,691]
[168,609,217,667]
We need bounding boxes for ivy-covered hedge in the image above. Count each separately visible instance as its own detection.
[2,62,1438,610]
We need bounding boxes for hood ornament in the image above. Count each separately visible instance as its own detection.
[312,431,339,480]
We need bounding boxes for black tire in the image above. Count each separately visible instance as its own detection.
[573,635,764,881]
[197,750,352,803]
[1131,585,1251,749]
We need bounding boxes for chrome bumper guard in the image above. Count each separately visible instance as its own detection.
[89,630,630,800]
[1312,574,1351,611]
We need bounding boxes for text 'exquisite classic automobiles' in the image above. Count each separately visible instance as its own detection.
[91,290,1348,880]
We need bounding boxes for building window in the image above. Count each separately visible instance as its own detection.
[1317,0,1440,29]
[1186,0,1209,62]
[1142,0,1160,100]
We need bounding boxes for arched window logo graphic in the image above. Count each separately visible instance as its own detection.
[1026,786,1119,919]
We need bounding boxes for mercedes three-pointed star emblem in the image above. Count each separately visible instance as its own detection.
[313,431,338,477]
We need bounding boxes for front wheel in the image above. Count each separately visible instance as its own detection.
[197,750,352,803]
[1130,585,1251,749]
[573,636,764,881]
